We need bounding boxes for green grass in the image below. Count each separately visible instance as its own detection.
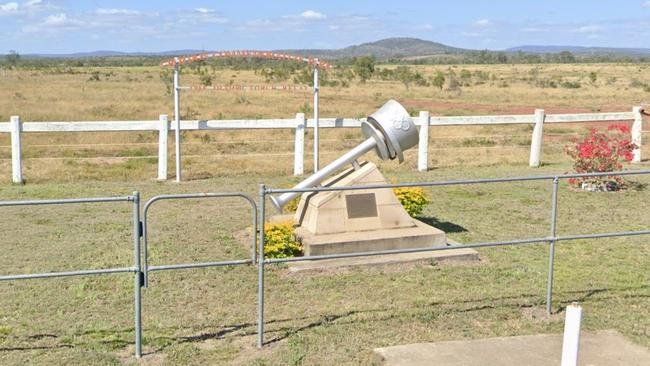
[0,161,649,365]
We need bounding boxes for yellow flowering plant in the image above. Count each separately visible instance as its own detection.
[263,221,303,258]
[393,187,429,217]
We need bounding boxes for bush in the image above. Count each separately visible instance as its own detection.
[263,221,303,258]
[285,197,300,212]
[564,124,637,190]
[393,187,429,217]
[87,71,101,82]
[560,81,581,89]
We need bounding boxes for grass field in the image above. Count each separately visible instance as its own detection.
[0,63,648,183]
[0,63,648,365]
[0,162,648,365]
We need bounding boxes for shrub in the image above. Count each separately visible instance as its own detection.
[564,124,637,190]
[263,221,303,258]
[560,81,581,89]
[87,71,101,82]
[393,187,429,217]
[431,72,445,90]
[199,73,213,86]
[588,71,597,84]
[285,197,300,212]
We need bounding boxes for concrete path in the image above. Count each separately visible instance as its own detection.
[374,330,650,366]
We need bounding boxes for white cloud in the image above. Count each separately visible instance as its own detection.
[521,26,546,33]
[420,24,433,30]
[180,8,227,24]
[0,2,18,13]
[95,8,141,16]
[575,25,601,33]
[474,18,491,27]
[1,0,52,17]
[195,8,213,14]
[300,10,326,19]
[43,12,66,25]
[644,1,650,8]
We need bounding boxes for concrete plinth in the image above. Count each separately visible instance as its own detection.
[287,242,479,273]
[293,162,448,259]
[296,219,446,256]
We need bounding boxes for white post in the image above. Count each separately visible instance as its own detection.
[561,303,583,366]
[10,116,22,184]
[529,108,545,167]
[313,60,320,173]
[632,106,642,163]
[418,111,429,172]
[158,114,169,180]
[173,59,182,182]
[294,113,306,176]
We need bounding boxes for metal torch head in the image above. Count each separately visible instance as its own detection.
[363,99,419,162]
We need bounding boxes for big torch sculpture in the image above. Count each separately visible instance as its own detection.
[272,100,447,258]
[271,99,419,210]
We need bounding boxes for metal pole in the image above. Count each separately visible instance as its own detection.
[313,60,319,173]
[132,191,142,358]
[256,184,266,348]
[546,177,559,315]
[173,59,181,182]
[270,137,377,210]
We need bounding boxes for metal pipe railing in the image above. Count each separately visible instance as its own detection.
[2,168,649,356]
[0,193,142,357]
[256,169,650,347]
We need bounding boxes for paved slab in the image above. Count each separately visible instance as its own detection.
[374,330,650,366]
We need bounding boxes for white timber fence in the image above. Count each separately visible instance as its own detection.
[1,107,644,183]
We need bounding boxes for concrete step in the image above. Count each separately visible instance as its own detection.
[295,219,446,256]
[287,244,479,273]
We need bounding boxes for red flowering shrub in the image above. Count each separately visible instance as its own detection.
[564,124,636,190]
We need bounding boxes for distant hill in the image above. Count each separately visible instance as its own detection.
[18,38,650,60]
[278,37,468,59]
[507,45,650,55]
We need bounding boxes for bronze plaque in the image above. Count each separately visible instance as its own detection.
[345,193,378,218]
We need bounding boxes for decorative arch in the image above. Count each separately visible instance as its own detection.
[160,50,332,69]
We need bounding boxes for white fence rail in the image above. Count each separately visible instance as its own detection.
[1,107,643,183]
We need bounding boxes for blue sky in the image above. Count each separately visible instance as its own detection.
[2,1,650,53]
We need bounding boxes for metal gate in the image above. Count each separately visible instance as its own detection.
[0,192,144,357]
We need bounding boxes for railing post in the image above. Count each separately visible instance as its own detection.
[10,116,23,184]
[418,111,429,172]
[313,61,320,173]
[173,60,181,182]
[256,184,266,348]
[158,114,169,180]
[546,177,559,315]
[294,113,305,176]
[132,191,142,358]
[529,109,545,167]
[632,106,642,163]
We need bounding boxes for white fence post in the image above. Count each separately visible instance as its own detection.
[294,113,305,176]
[158,114,169,180]
[418,111,429,172]
[632,106,642,163]
[529,109,545,167]
[10,116,22,184]
[561,303,583,366]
